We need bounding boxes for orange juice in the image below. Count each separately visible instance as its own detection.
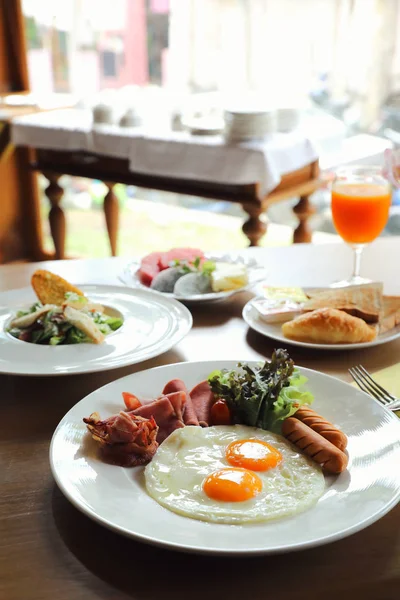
[331,183,391,244]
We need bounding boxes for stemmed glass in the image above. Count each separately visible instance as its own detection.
[330,166,391,287]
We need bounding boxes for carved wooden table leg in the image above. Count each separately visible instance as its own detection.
[43,171,66,260]
[103,182,119,256]
[293,194,316,243]
[242,202,267,246]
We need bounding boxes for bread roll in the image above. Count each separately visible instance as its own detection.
[282,308,377,344]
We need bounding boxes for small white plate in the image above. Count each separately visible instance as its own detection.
[50,360,400,555]
[119,254,267,304]
[0,285,192,376]
[243,299,400,350]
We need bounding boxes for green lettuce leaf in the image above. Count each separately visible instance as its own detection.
[66,327,92,344]
[49,335,65,345]
[101,316,123,331]
[264,371,314,432]
[208,351,313,432]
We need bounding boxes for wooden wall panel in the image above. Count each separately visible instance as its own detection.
[0,0,46,263]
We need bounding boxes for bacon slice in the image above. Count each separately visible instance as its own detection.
[83,411,158,467]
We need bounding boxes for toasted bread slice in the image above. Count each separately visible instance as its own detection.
[31,270,84,306]
[379,296,400,334]
[303,282,383,323]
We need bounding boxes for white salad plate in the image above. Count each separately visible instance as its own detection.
[0,285,192,376]
[243,298,400,351]
[119,254,267,304]
[50,360,400,555]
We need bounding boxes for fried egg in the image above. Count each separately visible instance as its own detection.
[145,425,325,524]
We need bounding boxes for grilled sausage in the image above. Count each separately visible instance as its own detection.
[282,418,348,474]
[293,407,347,451]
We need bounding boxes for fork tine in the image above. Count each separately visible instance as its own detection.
[349,368,400,411]
[349,368,383,402]
[352,366,391,404]
[358,365,397,402]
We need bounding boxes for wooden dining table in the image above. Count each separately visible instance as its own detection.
[1,239,399,600]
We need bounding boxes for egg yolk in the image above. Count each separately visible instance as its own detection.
[225,439,282,471]
[203,467,262,502]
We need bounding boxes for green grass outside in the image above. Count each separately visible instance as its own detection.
[41,206,300,259]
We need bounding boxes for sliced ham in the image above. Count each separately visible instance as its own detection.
[182,397,201,427]
[189,380,215,427]
[162,378,186,395]
[132,396,185,443]
[161,391,186,422]
[83,411,158,467]
[163,378,199,426]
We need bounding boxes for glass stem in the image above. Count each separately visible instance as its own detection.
[352,244,364,279]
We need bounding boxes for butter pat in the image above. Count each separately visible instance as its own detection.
[262,286,308,303]
[252,298,303,323]
[211,262,249,292]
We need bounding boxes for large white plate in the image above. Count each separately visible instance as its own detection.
[119,253,267,304]
[50,360,400,555]
[0,285,192,375]
[243,299,400,350]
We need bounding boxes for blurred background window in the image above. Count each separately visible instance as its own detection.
[21,0,400,136]
[20,0,400,257]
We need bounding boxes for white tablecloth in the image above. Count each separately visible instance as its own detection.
[11,109,319,195]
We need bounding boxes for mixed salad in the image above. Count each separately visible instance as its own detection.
[8,292,123,345]
[208,349,313,433]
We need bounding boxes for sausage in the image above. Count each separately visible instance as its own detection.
[281,418,348,474]
[162,379,199,426]
[189,380,215,427]
[293,407,347,451]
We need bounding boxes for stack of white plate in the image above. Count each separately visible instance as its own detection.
[224,107,276,141]
[276,107,302,132]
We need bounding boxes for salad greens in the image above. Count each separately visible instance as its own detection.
[208,349,313,432]
[8,295,123,345]
[172,256,216,277]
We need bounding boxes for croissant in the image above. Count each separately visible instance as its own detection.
[282,308,377,344]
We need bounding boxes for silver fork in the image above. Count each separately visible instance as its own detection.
[349,365,400,412]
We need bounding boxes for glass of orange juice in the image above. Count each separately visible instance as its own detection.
[331,166,391,286]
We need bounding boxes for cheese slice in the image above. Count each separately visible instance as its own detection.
[211,263,248,292]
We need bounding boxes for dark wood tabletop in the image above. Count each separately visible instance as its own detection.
[1,242,399,600]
